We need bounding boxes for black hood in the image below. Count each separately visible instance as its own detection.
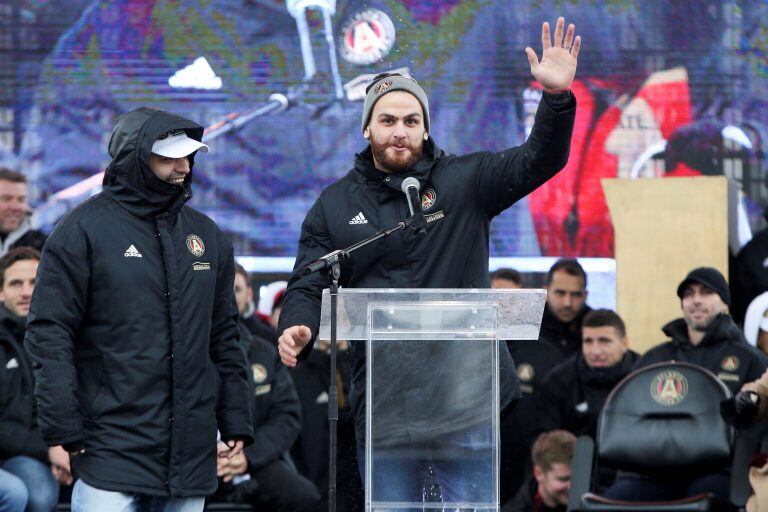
[103,107,205,218]
[578,350,638,385]
[541,302,592,335]
[662,313,747,347]
[0,303,27,342]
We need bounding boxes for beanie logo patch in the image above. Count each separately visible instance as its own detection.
[650,370,688,406]
[374,80,393,95]
[340,9,396,66]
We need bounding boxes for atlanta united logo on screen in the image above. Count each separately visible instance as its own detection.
[650,370,689,406]
[339,9,396,66]
[186,234,205,257]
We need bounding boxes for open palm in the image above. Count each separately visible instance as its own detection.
[525,17,581,93]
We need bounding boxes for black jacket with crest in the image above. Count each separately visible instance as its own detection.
[25,108,253,497]
[279,93,577,442]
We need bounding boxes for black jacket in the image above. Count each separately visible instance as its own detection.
[241,313,278,346]
[0,217,47,256]
[537,351,638,438]
[500,340,567,503]
[636,314,768,395]
[732,223,768,324]
[502,476,565,512]
[25,108,253,497]
[241,328,302,472]
[0,306,48,463]
[537,304,591,358]
[279,93,576,442]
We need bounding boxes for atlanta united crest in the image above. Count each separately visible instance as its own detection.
[421,188,437,210]
[186,234,205,257]
[650,370,688,406]
[339,9,396,66]
[721,355,740,371]
[251,364,268,384]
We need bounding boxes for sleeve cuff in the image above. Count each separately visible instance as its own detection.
[542,90,575,112]
[62,440,85,453]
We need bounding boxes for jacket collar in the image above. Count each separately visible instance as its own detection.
[662,313,746,348]
[0,216,33,250]
[0,304,26,343]
[102,108,203,219]
[578,351,637,385]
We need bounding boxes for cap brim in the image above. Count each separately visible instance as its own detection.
[676,277,717,299]
[151,133,210,158]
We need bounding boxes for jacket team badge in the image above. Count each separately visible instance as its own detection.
[721,355,739,371]
[186,235,205,257]
[421,188,436,210]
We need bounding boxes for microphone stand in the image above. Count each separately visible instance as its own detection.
[303,218,420,512]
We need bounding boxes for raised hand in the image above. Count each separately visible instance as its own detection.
[525,17,581,93]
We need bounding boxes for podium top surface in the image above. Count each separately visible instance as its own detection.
[319,288,546,341]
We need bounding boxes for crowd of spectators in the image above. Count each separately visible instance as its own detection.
[3,160,768,510]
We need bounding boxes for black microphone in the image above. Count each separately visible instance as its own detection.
[400,177,427,235]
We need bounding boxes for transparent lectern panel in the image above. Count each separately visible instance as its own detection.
[319,288,546,341]
[366,303,499,511]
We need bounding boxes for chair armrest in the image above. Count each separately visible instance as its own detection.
[568,435,595,512]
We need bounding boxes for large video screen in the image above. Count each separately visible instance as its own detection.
[7,0,768,259]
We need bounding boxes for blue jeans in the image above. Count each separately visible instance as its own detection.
[2,456,58,512]
[358,427,494,510]
[0,468,27,512]
[71,480,205,512]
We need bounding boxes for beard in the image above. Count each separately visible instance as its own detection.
[370,138,423,173]
[684,308,718,332]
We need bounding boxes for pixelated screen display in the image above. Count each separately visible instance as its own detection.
[3,0,768,259]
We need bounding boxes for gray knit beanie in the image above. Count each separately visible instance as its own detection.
[361,74,430,133]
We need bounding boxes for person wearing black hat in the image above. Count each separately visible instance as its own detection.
[635,267,768,396]
[603,267,768,502]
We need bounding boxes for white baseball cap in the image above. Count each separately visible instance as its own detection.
[151,130,210,158]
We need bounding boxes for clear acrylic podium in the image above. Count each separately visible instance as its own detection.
[319,289,546,511]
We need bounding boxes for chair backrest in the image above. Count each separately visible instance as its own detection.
[597,361,733,476]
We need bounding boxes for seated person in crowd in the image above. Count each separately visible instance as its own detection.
[606,267,768,502]
[492,268,567,502]
[502,430,576,512]
[722,369,768,512]
[539,259,592,357]
[0,247,68,512]
[491,267,524,289]
[637,267,768,395]
[0,169,47,257]
[537,309,637,439]
[289,338,362,512]
[213,320,320,512]
[234,263,278,345]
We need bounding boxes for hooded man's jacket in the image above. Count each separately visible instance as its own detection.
[25,108,253,497]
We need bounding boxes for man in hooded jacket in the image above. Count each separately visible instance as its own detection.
[24,107,253,512]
